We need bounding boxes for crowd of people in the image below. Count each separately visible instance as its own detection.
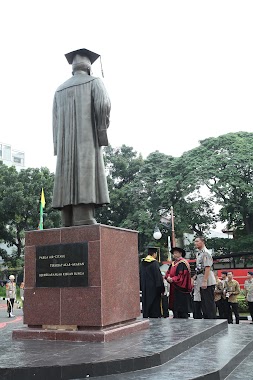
[140,236,253,324]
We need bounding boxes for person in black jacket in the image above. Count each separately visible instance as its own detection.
[140,248,165,318]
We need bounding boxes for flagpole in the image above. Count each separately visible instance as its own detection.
[170,206,176,248]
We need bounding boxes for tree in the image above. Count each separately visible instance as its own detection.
[96,145,218,255]
[0,164,61,264]
[139,151,217,237]
[96,145,155,251]
[181,132,253,235]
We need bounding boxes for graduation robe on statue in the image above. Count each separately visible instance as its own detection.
[52,73,111,209]
[140,256,165,318]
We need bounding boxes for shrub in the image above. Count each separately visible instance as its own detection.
[0,286,5,298]
[238,297,249,313]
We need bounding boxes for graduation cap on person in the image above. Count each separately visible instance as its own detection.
[170,247,186,258]
[248,271,253,276]
[147,246,161,262]
[65,48,104,77]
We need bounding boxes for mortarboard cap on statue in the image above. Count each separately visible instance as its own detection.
[65,48,100,65]
[248,271,253,276]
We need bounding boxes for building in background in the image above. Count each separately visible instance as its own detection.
[0,142,25,170]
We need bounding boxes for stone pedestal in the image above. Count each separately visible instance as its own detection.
[13,224,149,342]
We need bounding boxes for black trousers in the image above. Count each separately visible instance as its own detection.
[161,295,169,318]
[173,311,189,318]
[227,302,239,324]
[193,301,203,319]
[215,299,223,318]
[219,298,228,318]
[7,298,14,315]
[248,302,253,321]
[200,285,216,319]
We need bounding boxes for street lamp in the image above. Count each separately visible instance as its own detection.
[153,206,176,261]
[160,206,176,247]
[153,225,171,262]
[153,225,162,240]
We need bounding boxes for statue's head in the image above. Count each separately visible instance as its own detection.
[72,54,91,74]
[65,48,100,75]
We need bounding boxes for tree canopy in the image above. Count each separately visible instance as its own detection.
[0,164,61,265]
[1,131,253,267]
[181,132,253,236]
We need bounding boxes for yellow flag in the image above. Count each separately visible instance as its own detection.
[41,188,46,208]
[39,188,46,230]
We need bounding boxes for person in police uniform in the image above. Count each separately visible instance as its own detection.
[193,236,216,319]
[244,271,253,324]
[6,274,16,318]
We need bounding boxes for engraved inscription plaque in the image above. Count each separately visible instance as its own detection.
[36,242,88,287]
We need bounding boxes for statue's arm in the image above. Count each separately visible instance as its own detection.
[92,78,111,146]
[52,94,58,156]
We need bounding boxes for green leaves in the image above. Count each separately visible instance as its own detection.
[182,132,253,234]
[0,164,61,265]
[1,131,252,266]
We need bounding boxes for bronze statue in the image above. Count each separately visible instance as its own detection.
[52,48,111,226]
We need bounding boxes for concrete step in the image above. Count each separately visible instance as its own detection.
[224,350,253,380]
[89,325,253,380]
[1,319,227,380]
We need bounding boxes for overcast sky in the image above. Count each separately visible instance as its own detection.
[0,1,252,173]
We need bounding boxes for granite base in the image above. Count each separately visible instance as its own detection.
[14,224,148,343]
[13,319,149,342]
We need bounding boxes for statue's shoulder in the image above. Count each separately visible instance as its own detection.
[56,74,97,92]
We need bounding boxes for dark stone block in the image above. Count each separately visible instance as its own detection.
[61,363,94,380]
[145,353,161,369]
[194,371,220,380]
[120,358,134,374]
[0,366,62,380]
[133,356,147,371]
[92,361,108,377]
[106,359,122,375]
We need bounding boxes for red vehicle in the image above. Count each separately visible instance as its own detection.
[188,252,253,286]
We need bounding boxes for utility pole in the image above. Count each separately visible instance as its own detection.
[170,206,176,247]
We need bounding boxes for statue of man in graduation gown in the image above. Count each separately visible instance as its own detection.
[52,48,111,226]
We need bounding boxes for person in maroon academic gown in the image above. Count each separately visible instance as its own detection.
[165,247,193,318]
